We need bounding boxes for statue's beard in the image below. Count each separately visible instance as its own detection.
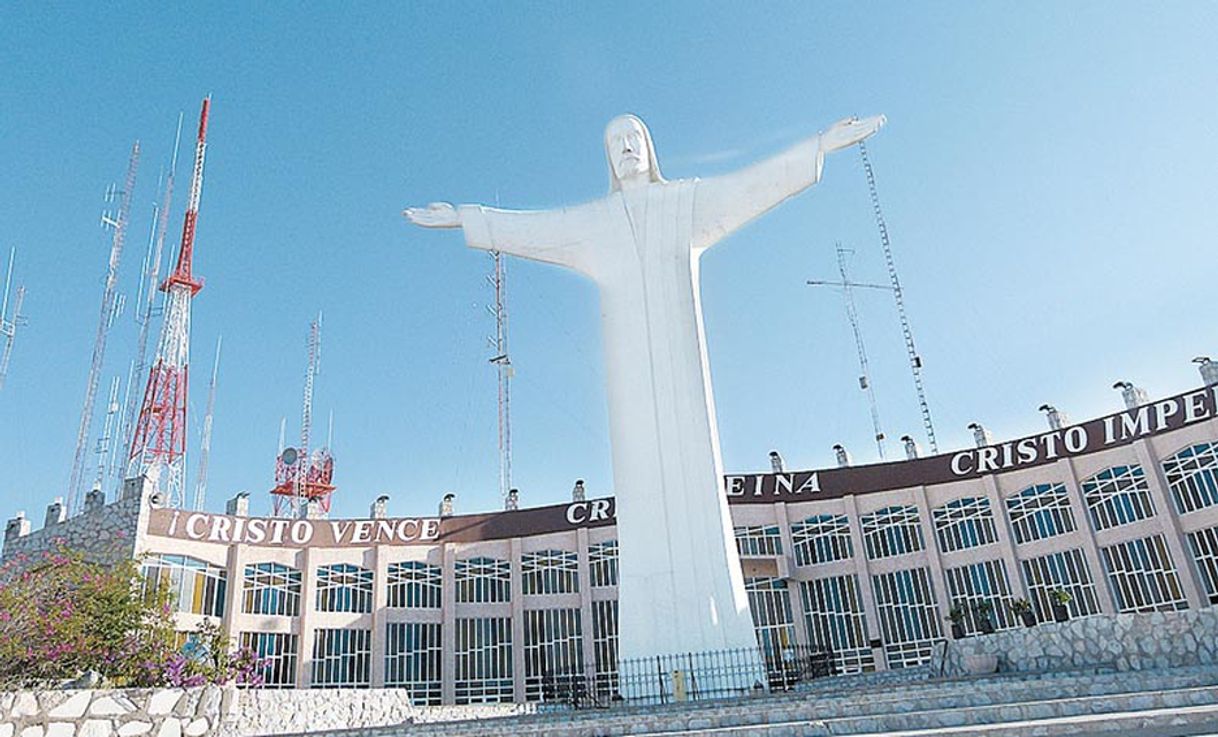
[616,159,649,182]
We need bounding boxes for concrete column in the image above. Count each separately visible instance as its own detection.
[1059,457,1118,614]
[774,502,810,646]
[576,528,597,686]
[441,543,456,705]
[221,543,248,645]
[295,546,316,688]
[1133,439,1205,608]
[841,496,885,670]
[510,538,526,703]
[979,475,1026,603]
[370,544,389,686]
[910,487,952,631]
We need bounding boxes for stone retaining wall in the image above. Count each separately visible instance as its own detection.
[941,607,1218,676]
[0,687,531,737]
[225,691,529,736]
[0,686,234,737]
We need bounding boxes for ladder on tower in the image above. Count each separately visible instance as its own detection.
[858,140,939,454]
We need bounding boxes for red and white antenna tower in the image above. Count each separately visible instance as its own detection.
[270,314,334,517]
[68,141,140,513]
[0,247,28,392]
[127,97,211,508]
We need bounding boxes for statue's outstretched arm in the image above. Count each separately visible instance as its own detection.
[404,201,594,273]
[691,115,884,251]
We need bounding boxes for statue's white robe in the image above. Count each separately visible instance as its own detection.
[458,138,825,660]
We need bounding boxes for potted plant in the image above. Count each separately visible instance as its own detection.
[1049,588,1072,622]
[1010,597,1036,628]
[971,599,996,634]
[946,603,967,639]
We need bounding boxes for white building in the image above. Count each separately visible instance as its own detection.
[6,377,1218,705]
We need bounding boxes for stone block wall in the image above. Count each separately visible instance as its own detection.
[0,688,531,737]
[0,686,234,737]
[1,481,148,568]
[227,692,529,736]
[941,608,1218,676]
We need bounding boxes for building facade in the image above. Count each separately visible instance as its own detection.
[6,382,1218,704]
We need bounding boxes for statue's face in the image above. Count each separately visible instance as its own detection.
[606,117,652,184]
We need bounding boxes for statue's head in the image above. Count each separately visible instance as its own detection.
[605,114,664,191]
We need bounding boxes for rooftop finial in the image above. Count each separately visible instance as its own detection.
[1113,381,1149,410]
[1194,357,1218,387]
[967,422,992,448]
[1038,404,1068,431]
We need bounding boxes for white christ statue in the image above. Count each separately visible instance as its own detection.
[405,113,884,672]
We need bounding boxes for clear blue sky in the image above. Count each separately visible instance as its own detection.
[0,2,1214,525]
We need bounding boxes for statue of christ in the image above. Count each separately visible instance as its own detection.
[404,114,884,665]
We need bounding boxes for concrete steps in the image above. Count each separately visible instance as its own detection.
[298,666,1218,737]
[608,703,1218,736]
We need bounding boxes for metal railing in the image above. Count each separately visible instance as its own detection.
[533,644,837,710]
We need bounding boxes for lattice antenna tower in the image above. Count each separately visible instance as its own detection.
[193,335,221,511]
[294,314,323,516]
[108,362,136,489]
[118,114,184,489]
[487,251,513,508]
[93,375,122,490]
[858,140,939,453]
[0,248,28,392]
[128,98,211,508]
[68,141,140,513]
[808,246,893,459]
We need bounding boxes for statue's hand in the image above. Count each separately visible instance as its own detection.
[819,115,886,153]
[403,202,461,229]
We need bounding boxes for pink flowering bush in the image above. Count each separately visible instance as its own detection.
[0,545,262,688]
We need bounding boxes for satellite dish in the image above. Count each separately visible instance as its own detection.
[281,447,299,466]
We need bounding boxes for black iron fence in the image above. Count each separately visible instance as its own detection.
[534,644,836,710]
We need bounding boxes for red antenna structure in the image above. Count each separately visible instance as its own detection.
[127,97,211,507]
[271,314,335,517]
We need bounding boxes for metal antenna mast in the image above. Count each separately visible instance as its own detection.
[69,141,140,513]
[858,140,938,453]
[108,362,135,489]
[193,335,221,511]
[0,248,28,391]
[807,246,890,459]
[119,114,183,487]
[487,251,513,507]
[295,314,322,516]
[128,98,211,508]
[838,246,885,458]
[93,375,123,490]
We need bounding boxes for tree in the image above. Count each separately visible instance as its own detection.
[0,543,262,688]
